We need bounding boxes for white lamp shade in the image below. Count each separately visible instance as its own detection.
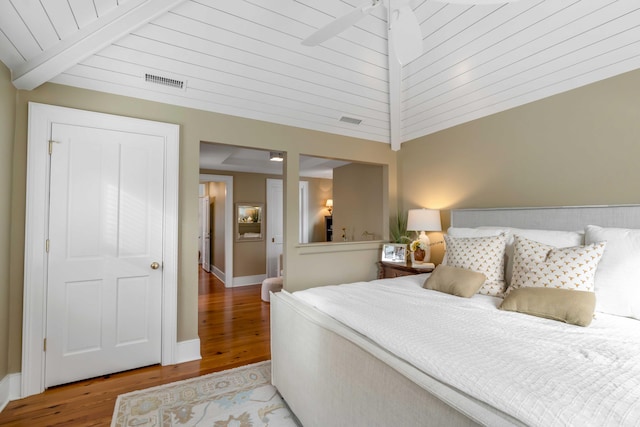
[325,199,333,208]
[406,209,442,232]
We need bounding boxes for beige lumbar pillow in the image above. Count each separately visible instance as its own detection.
[500,287,596,327]
[423,265,487,298]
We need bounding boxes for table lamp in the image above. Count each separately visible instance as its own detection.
[406,208,442,263]
[325,199,333,215]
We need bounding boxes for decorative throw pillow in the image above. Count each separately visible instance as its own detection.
[477,227,584,285]
[509,235,606,293]
[443,234,507,297]
[500,287,596,327]
[423,265,487,298]
[444,227,508,266]
[585,225,640,320]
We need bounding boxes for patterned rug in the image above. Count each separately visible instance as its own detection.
[111,361,300,427]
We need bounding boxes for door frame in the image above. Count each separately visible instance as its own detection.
[22,103,180,398]
[199,174,233,286]
[299,181,309,244]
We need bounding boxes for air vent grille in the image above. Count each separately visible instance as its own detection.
[145,73,184,89]
[339,116,362,125]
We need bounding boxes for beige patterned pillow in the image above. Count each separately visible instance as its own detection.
[510,235,606,293]
[443,234,507,297]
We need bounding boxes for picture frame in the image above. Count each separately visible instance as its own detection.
[235,202,264,242]
[381,243,408,264]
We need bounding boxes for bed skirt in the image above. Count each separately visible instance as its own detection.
[270,290,523,427]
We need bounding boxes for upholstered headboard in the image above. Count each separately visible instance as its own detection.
[451,205,640,231]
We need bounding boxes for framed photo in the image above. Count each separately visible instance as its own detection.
[381,243,408,264]
[235,202,264,242]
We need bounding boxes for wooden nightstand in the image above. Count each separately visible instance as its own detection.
[377,261,434,279]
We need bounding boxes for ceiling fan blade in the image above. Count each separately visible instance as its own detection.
[389,5,422,65]
[302,1,381,46]
[441,0,520,3]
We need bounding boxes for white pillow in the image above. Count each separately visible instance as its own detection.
[443,234,507,297]
[510,235,606,293]
[585,225,640,320]
[447,227,507,238]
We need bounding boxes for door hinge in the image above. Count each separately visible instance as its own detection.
[46,239,50,253]
[43,338,47,352]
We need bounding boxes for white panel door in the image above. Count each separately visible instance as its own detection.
[266,179,283,278]
[200,196,211,272]
[45,122,164,387]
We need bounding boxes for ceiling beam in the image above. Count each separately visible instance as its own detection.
[12,0,188,90]
[388,54,402,151]
[387,21,402,151]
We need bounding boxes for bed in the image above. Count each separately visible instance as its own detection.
[270,205,640,426]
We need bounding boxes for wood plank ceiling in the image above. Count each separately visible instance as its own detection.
[1,0,639,150]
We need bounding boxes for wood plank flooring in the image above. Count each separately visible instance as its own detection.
[0,269,270,426]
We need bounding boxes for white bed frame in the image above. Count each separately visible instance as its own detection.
[271,205,640,427]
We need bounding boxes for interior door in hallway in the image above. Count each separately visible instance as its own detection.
[200,195,211,272]
[266,179,309,277]
[45,123,164,387]
[266,179,283,277]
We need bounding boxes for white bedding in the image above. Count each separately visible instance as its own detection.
[293,274,640,427]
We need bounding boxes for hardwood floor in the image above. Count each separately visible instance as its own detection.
[0,269,270,426]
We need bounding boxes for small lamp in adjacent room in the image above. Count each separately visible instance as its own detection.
[325,199,333,215]
[406,208,442,263]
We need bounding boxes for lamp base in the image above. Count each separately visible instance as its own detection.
[417,231,431,263]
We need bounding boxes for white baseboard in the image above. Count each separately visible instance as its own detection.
[0,373,22,412]
[175,339,201,364]
[231,274,266,287]
[211,266,225,284]
[0,374,9,412]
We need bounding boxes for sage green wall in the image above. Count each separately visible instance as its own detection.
[0,63,16,381]
[399,69,640,264]
[5,82,396,373]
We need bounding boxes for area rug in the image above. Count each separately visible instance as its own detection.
[111,361,300,427]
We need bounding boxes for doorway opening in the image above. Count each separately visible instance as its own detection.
[199,174,233,286]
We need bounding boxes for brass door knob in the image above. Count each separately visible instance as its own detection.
[150,262,161,270]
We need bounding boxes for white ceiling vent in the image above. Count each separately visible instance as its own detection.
[144,73,186,90]
[339,116,362,125]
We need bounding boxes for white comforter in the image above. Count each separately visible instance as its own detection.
[293,274,640,427]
